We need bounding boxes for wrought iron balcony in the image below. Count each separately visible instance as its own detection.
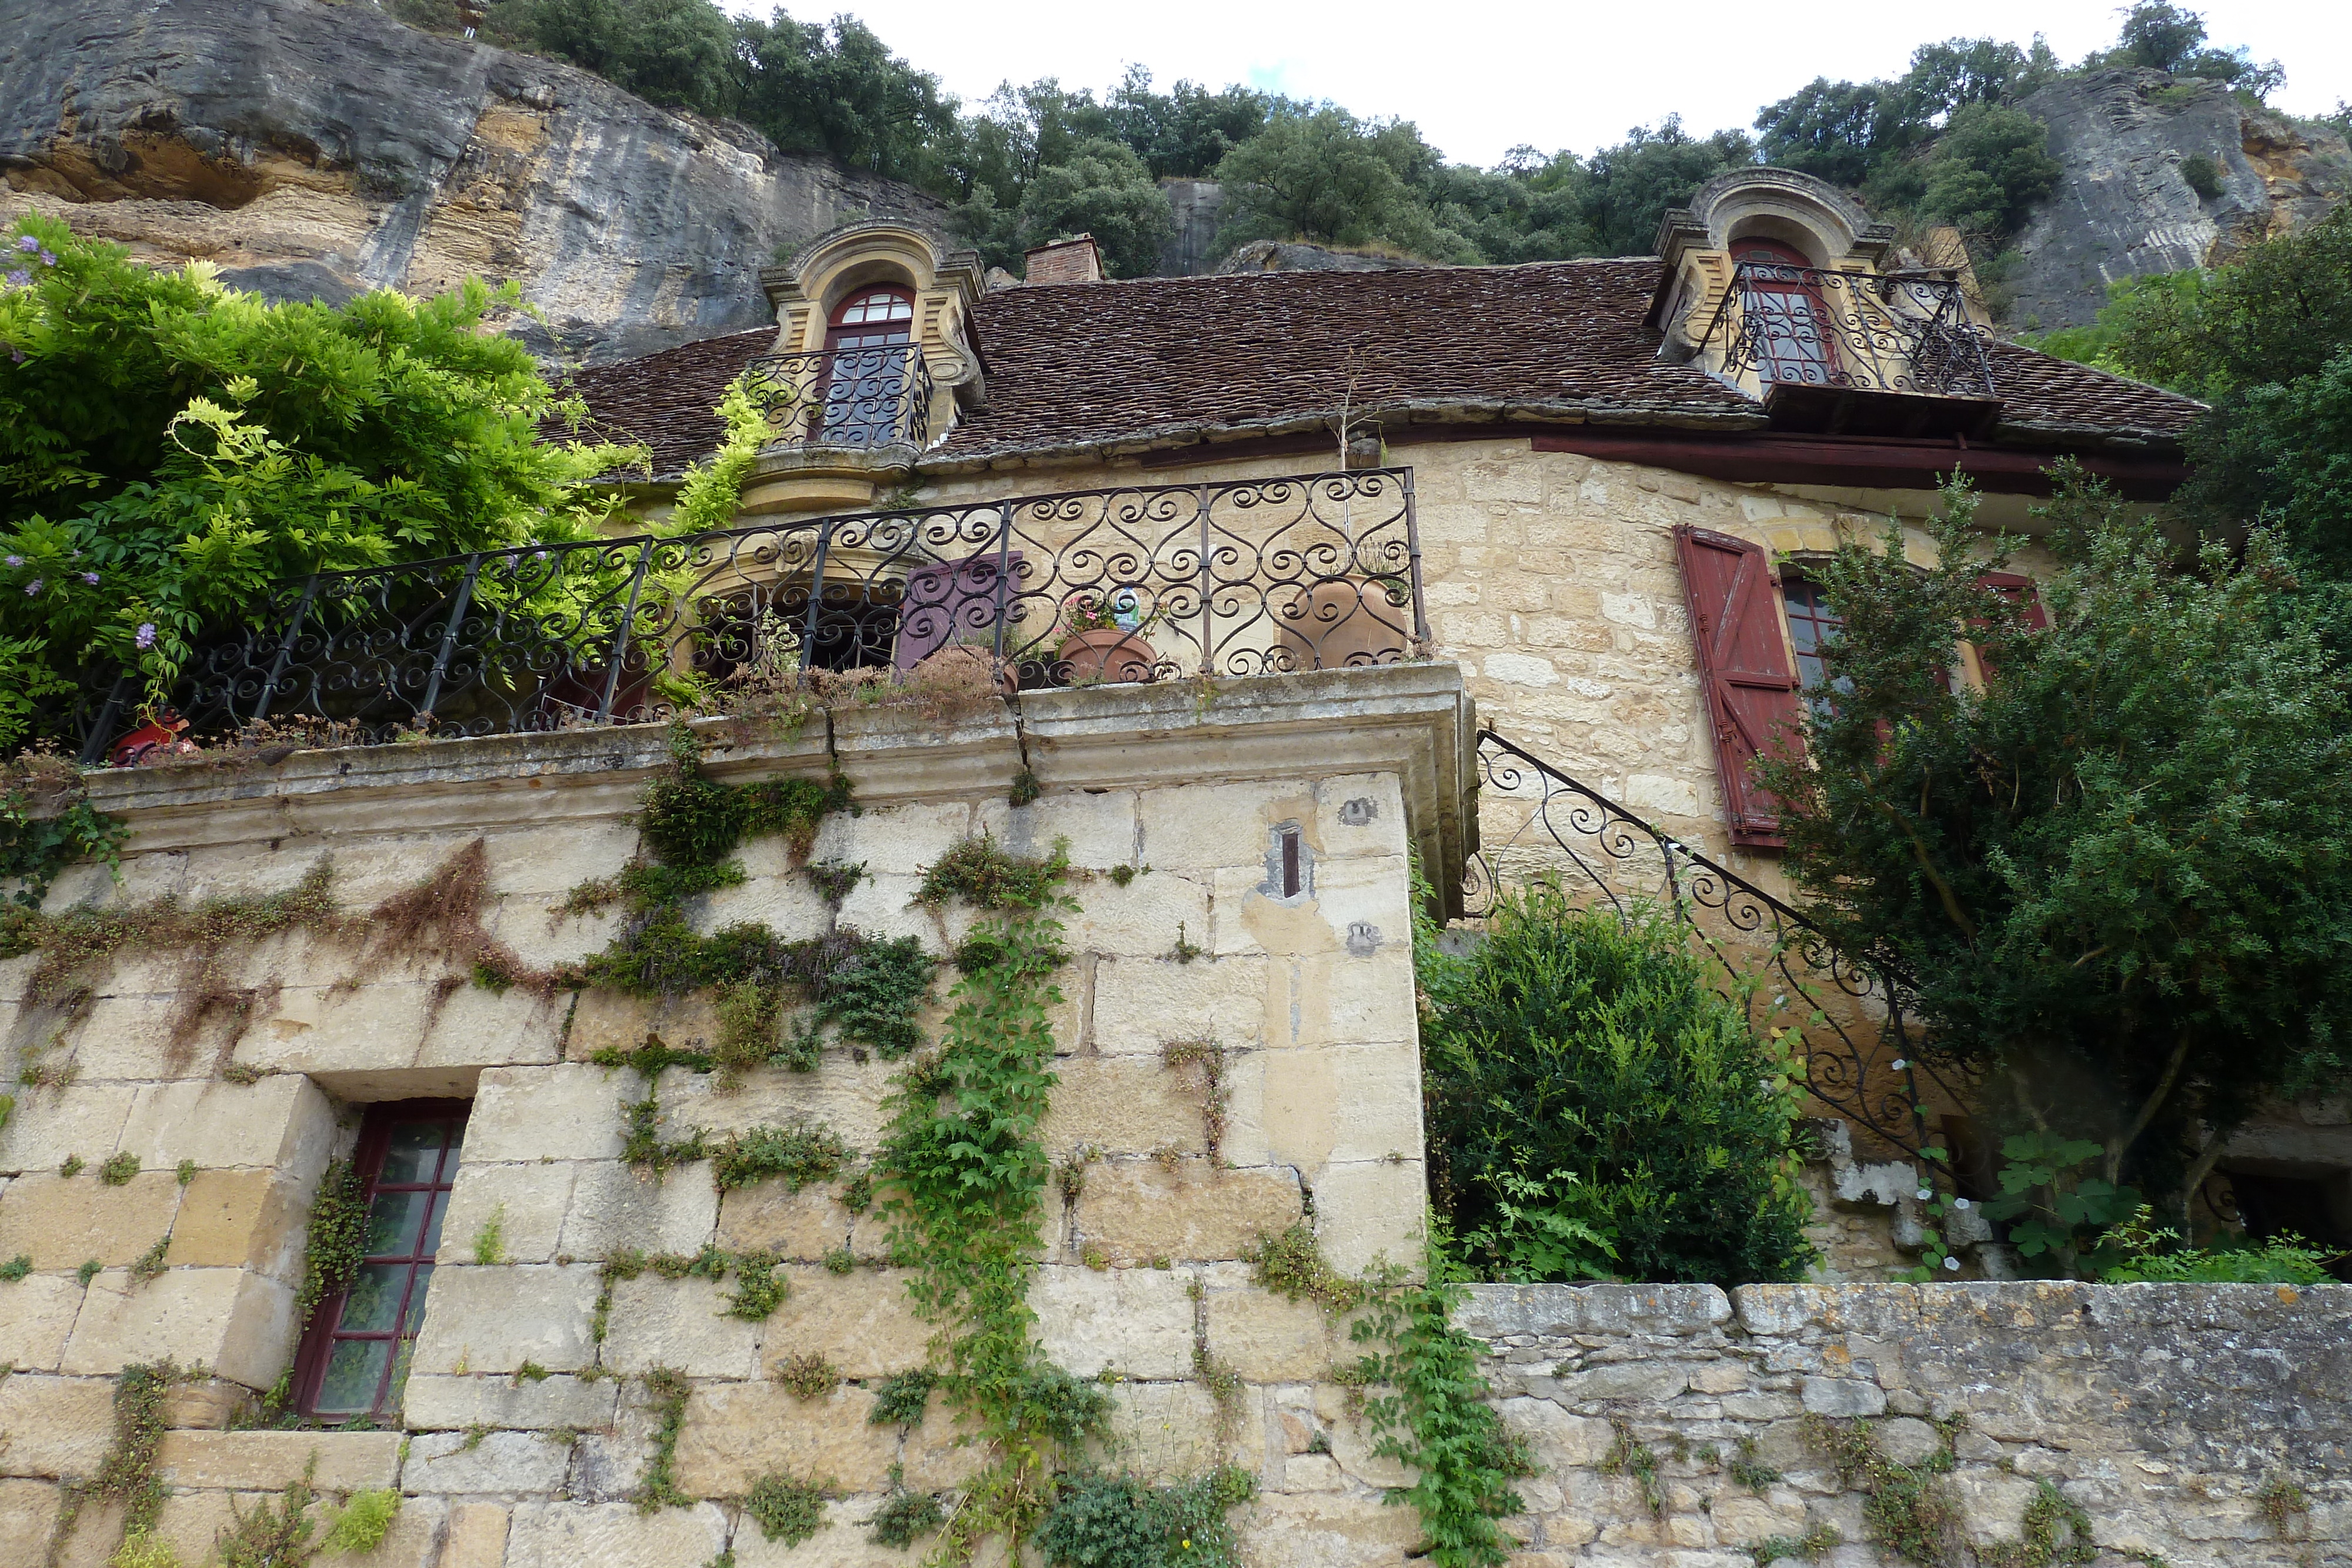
[71,469,1426,757]
[743,345,934,450]
[1698,263,1998,435]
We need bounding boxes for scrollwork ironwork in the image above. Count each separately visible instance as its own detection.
[1463,728,1963,1165]
[76,467,1425,757]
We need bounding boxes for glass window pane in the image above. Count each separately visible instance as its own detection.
[419,1192,449,1260]
[340,1263,410,1333]
[315,1338,390,1415]
[365,1190,430,1258]
[439,1123,466,1178]
[404,1263,436,1332]
[379,1122,445,1185]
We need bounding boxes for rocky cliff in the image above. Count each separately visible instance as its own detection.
[0,0,951,363]
[2007,68,2351,330]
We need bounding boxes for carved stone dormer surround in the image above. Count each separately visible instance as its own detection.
[1646,167,1903,365]
[743,222,989,514]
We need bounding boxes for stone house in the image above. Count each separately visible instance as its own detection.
[1,168,2343,1568]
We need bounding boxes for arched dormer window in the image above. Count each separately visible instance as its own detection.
[820,286,918,445]
[1733,238,1836,388]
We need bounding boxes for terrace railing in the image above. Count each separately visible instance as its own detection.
[1464,728,1955,1165]
[743,346,934,450]
[73,468,1425,759]
[1699,263,1996,401]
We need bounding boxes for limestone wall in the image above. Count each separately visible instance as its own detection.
[0,667,1469,1567]
[1465,1280,2352,1568]
[901,438,2059,899]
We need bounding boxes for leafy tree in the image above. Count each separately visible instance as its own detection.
[485,0,740,115]
[729,11,958,183]
[1577,118,1756,257]
[2072,209,2352,581]
[1212,107,1476,262]
[1425,157,1595,265]
[1015,138,1174,278]
[1417,885,1816,1286]
[2102,1,2284,95]
[1912,102,2062,236]
[1753,475,2352,1258]
[1901,35,2059,119]
[0,217,639,747]
[1755,79,1911,188]
[1102,66,1274,179]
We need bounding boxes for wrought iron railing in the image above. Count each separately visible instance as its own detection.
[1699,263,1995,400]
[71,469,1424,760]
[743,346,935,450]
[1463,729,1957,1164]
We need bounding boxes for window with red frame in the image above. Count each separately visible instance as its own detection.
[1780,570,1843,691]
[1735,238,1837,387]
[292,1099,469,1419]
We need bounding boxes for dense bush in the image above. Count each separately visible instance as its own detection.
[1419,887,1815,1286]
[0,217,637,748]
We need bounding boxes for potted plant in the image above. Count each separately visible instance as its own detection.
[1054,590,1160,684]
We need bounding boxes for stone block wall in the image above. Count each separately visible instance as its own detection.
[1464,1280,2352,1568]
[0,667,1472,1568]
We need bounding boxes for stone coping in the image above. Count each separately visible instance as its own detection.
[75,664,1478,890]
[1455,1279,2351,1340]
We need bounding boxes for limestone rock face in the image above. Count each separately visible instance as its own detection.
[2007,68,2351,330]
[1215,238,1432,274]
[0,0,950,363]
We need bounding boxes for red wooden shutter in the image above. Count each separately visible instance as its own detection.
[1976,571,2047,629]
[1675,525,1805,848]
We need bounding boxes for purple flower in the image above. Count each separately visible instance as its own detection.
[37,252,55,268]
[12,235,35,253]
[135,623,157,650]
[81,571,99,586]
[4,271,27,289]
[24,579,41,596]
[3,556,19,568]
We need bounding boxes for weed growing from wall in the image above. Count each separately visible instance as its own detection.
[633,1368,694,1513]
[318,1490,402,1555]
[869,1464,947,1547]
[775,1353,840,1400]
[1161,1039,1228,1160]
[1802,1413,1963,1564]
[1035,1467,1258,1568]
[294,1162,369,1333]
[744,1473,836,1546]
[0,754,125,928]
[1601,1421,1665,1517]
[1750,1524,1844,1564]
[868,1370,936,1427]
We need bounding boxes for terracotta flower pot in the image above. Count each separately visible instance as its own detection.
[1055,627,1157,685]
[1275,578,1408,670]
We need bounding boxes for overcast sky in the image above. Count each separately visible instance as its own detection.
[721,0,2351,168]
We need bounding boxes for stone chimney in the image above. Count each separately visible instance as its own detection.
[1023,235,1105,285]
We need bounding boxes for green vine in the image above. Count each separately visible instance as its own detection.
[873,834,1120,1559]
[1251,1225,1531,1568]
[56,1358,180,1564]
[294,1161,369,1332]
[0,755,125,941]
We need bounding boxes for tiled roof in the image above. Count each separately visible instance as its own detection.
[557,326,776,477]
[562,262,2203,474]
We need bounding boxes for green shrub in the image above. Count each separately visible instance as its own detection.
[1419,886,1814,1286]
[2180,152,2224,198]
[2096,1207,2337,1283]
